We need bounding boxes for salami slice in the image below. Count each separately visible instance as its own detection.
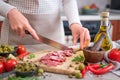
[40,50,73,66]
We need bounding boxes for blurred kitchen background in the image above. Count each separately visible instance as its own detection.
[0,0,120,44]
[61,0,110,15]
[61,0,120,44]
[77,0,109,13]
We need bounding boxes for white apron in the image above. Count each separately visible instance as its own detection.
[0,0,65,45]
[0,13,65,45]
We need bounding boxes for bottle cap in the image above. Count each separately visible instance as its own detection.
[101,12,109,18]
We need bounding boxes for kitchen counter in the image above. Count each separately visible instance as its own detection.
[0,12,120,21]
[18,42,120,80]
[61,12,120,21]
[2,41,120,80]
[62,15,120,21]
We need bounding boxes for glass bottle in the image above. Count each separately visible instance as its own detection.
[94,12,113,51]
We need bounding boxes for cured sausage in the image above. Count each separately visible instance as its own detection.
[40,49,73,66]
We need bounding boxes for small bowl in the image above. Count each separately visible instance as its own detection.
[0,47,18,57]
[83,46,105,63]
[15,64,38,77]
[81,8,98,15]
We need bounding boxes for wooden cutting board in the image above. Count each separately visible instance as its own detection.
[23,50,85,75]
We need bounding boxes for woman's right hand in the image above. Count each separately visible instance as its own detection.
[7,8,39,40]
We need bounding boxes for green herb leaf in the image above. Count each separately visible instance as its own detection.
[72,55,84,62]
[29,53,35,59]
[100,64,106,68]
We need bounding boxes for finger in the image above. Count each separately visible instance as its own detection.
[11,25,19,34]
[14,26,26,37]
[19,28,26,37]
[85,28,91,41]
[15,28,20,35]
[83,39,90,48]
[85,37,90,47]
[72,34,79,45]
[83,29,91,48]
[80,31,85,49]
[26,24,39,40]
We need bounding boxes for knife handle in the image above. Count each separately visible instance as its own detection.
[25,30,30,34]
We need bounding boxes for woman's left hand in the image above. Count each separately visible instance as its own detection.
[70,23,91,49]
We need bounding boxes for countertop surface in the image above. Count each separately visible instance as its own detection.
[8,42,120,80]
[0,12,120,21]
[62,14,120,21]
[25,42,120,80]
[1,42,120,80]
[61,12,120,21]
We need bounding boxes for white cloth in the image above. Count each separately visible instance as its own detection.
[0,0,81,45]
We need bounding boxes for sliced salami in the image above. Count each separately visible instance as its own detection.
[40,50,73,66]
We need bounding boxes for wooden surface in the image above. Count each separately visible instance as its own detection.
[23,49,84,75]
[111,20,120,41]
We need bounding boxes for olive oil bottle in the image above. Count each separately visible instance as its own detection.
[94,12,113,51]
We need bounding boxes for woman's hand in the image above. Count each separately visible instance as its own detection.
[7,8,39,40]
[70,23,91,49]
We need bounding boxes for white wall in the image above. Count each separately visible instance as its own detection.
[77,0,110,11]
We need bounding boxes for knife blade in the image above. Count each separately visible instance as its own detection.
[38,34,69,50]
[25,30,69,50]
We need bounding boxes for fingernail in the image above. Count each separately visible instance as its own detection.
[36,37,39,41]
[80,45,83,49]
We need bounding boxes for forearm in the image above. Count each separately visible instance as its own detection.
[62,0,82,27]
[0,0,16,18]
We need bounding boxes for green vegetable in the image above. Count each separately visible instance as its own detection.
[75,72,82,79]
[79,63,85,71]
[0,44,15,53]
[29,53,35,59]
[72,55,84,62]
[100,64,106,68]
[14,62,37,72]
[38,68,44,75]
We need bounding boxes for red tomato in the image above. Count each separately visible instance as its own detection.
[16,45,26,55]
[108,48,120,62]
[4,59,17,72]
[0,61,4,73]
[18,52,30,59]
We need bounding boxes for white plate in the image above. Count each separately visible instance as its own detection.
[104,50,120,71]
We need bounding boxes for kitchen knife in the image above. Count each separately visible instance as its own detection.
[25,31,69,50]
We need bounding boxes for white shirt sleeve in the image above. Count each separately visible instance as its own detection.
[0,0,16,18]
[62,0,82,26]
